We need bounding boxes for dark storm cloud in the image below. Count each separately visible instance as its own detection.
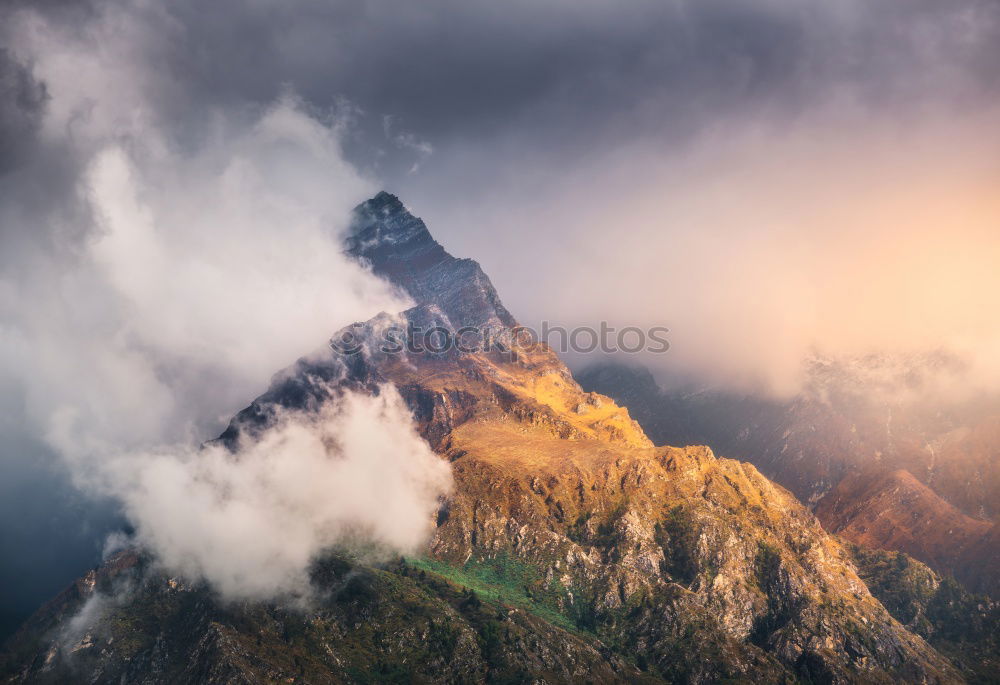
[75,0,1000,178]
[6,0,999,181]
[0,48,46,175]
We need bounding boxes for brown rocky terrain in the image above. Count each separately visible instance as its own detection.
[1,192,970,683]
[578,359,1000,598]
[815,469,998,596]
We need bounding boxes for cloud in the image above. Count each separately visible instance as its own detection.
[7,90,408,460]
[11,0,998,187]
[0,48,47,175]
[0,0,441,607]
[105,386,451,600]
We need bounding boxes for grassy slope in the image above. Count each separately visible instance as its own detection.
[406,554,581,634]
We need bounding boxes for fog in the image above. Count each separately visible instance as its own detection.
[421,106,1000,396]
[102,387,451,600]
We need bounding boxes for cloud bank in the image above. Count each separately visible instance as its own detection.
[107,387,451,600]
[434,105,1000,396]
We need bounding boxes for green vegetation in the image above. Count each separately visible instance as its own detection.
[566,511,592,545]
[405,552,582,633]
[754,541,782,589]
[849,545,937,631]
[655,504,700,585]
[850,544,1000,684]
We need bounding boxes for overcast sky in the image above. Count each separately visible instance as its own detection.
[2,0,1000,639]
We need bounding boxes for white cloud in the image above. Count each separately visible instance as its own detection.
[0,2,445,602]
[106,386,451,600]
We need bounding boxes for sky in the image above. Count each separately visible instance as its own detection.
[2,0,1000,639]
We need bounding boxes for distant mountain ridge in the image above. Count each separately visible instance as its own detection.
[816,469,995,585]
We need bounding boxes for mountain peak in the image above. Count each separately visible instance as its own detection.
[353,190,410,225]
[346,192,517,330]
[369,189,404,208]
[347,191,433,255]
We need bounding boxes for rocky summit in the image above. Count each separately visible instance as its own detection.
[1,194,970,684]
[346,191,517,331]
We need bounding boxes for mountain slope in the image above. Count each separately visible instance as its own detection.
[847,545,1000,684]
[816,470,998,597]
[577,360,1000,597]
[2,193,963,684]
[1,550,641,684]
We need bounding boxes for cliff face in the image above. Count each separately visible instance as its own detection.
[2,194,964,684]
[578,358,1000,598]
